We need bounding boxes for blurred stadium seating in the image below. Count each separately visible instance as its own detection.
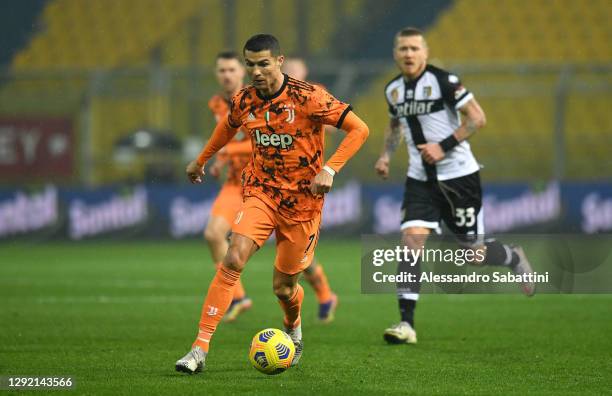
[355,0,612,181]
[0,0,610,184]
[1,0,369,184]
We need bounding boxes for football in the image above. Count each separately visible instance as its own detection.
[248,328,295,375]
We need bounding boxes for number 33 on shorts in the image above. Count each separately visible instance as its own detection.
[454,207,476,227]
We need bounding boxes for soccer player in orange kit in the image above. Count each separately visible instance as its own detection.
[206,52,339,323]
[176,34,369,374]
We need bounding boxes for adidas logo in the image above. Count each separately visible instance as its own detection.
[248,112,256,120]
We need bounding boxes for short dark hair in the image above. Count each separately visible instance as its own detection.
[394,27,427,46]
[216,50,241,62]
[243,34,281,56]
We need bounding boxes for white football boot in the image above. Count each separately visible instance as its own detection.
[285,325,303,366]
[175,346,206,374]
[383,321,417,344]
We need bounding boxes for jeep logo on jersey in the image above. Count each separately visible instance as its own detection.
[394,100,436,117]
[254,130,294,149]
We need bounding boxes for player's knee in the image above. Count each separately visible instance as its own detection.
[401,228,429,250]
[273,282,296,301]
[303,260,317,275]
[204,227,221,244]
[224,246,248,272]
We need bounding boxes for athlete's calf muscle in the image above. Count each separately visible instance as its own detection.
[464,244,486,266]
[273,268,301,301]
[401,227,431,249]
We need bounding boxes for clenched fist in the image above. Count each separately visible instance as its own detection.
[186,160,205,184]
[417,143,445,164]
[375,155,390,179]
[310,168,334,195]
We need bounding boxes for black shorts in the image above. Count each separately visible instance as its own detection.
[401,171,484,239]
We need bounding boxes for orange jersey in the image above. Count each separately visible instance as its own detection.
[207,94,251,186]
[227,75,352,221]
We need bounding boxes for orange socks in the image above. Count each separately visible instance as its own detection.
[278,284,304,329]
[193,266,241,352]
[216,262,245,300]
[304,264,332,304]
[233,279,246,301]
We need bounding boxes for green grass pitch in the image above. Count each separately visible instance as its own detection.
[1,240,611,395]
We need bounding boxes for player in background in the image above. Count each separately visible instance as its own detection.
[282,57,338,323]
[282,58,338,136]
[176,34,369,374]
[204,51,253,322]
[282,57,309,83]
[374,27,535,345]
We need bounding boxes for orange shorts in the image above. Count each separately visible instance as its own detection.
[232,195,321,275]
[210,184,243,225]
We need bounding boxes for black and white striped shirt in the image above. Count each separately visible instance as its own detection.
[385,64,480,181]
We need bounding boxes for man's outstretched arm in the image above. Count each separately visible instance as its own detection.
[223,139,252,156]
[186,118,239,184]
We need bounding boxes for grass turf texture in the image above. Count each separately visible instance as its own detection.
[1,240,611,395]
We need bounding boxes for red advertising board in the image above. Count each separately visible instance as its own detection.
[0,118,74,178]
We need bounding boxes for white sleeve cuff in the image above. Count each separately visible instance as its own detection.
[455,92,474,110]
[323,165,336,176]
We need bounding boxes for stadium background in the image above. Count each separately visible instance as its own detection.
[1,0,611,240]
[1,1,612,394]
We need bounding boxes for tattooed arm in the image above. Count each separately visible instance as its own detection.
[454,98,486,142]
[418,98,487,165]
[375,118,403,179]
